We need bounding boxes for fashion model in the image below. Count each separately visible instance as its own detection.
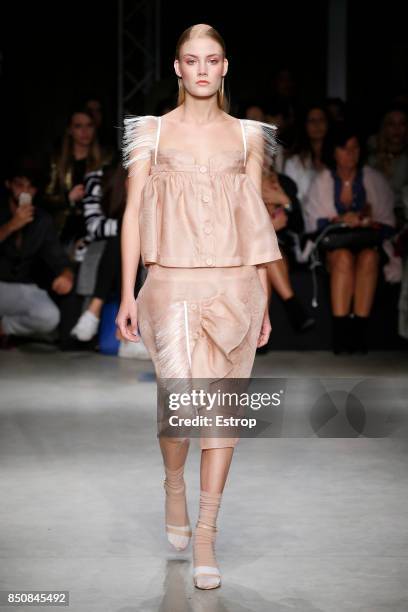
[116,23,282,590]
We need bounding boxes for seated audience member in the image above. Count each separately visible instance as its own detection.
[325,97,348,126]
[304,125,396,354]
[243,101,285,172]
[260,168,315,339]
[367,106,408,228]
[43,107,111,258]
[69,161,150,359]
[284,104,331,210]
[0,166,74,348]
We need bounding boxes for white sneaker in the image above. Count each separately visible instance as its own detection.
[118,338,151,360]
[70,310,100,341]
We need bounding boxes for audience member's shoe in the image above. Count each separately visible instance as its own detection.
[70,310,100,341]
[118,338,151,360]
[283,295,316,332]
[349,314,369,354]
[331,314,353,354]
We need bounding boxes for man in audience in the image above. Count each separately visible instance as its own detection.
[0,165,74,348]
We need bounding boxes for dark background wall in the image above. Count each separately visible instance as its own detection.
[1,1,407,171]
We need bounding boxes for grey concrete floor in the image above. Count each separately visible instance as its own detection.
[0,345,408,612]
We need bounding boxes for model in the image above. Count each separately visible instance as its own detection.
[116,23,282,590]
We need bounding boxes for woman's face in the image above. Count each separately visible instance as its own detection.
[69,113,95,146]
[306,108,328,141]
[335,136,360,170]
[383,111,408,149]
[174,37,227,101]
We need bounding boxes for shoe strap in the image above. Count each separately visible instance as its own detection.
[196,520,217,532]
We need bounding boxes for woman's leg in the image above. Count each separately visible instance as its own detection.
[193,446,234,589]
[159,437,192,550]
[350,248,380,353]
[353,248,379,316]
[71,237,120,341]
[326,248,356,315]
[326,249,356,353]
[267,257,293,300]
[200,447,234,494]
[266,257,315,332]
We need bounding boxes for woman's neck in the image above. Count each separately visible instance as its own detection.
[72,143,90,160]
[337,166,357,182]
[310,139,323,159]
[177,98,225,126]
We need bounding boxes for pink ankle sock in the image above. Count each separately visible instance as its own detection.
[163,464,191,550]
[193,489,222,588]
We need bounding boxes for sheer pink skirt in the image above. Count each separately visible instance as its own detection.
[136,263,267,449]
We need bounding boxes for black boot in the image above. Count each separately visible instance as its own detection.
[331,314,353,354]
[349,314,369,354]
[283,295,316,332]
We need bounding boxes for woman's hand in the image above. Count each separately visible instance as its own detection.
[115,297,140,342]
[68,184,85,203]
[257,309,272,348]
[341,211,361,227]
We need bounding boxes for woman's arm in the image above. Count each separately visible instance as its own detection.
[83,169,118,241]
[120,161,150,301]
[245,124,274,346]
[116,116,157,341]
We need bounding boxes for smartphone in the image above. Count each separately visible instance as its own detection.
[18,192,32,207]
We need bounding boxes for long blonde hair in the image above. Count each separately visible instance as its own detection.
[175,24,230,113]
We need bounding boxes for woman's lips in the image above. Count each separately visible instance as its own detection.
[197,81,209,85]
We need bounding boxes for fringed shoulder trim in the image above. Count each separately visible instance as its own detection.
[121,115,159,176]
[241,118,278,174]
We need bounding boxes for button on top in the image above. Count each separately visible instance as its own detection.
[190,304,197,310]
[202,194,210,202]
[199,165,208,173]
[206,257,213,265]
[204,227,212,235]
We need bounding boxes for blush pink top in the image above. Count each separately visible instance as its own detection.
[122,115,283,268]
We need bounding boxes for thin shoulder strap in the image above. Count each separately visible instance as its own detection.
[154,116,162,165]
[239,118,247,166]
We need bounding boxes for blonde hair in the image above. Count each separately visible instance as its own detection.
[175,23,230,113]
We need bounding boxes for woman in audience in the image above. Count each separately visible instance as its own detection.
[304,125,396,354]
[260,168,315,341]
[367,106,408,228]
[243,101,285,172]
[70,161,150,358]
[43,108,109,257]
[284,104,331,210]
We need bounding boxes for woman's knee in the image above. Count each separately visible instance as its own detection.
[31,300,60,333]
[328,248,355,273]
[356,248,379,271]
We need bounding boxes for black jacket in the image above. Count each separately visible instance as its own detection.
[0,202,72,284]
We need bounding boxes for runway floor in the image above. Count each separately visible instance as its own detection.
[1,345,407,611]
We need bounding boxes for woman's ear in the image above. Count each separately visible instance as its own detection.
[174,59,181,78]
[222,58,228,77]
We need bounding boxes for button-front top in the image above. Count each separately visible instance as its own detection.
[122,114,282,268]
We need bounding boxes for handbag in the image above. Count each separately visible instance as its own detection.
[319,225,383,251]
